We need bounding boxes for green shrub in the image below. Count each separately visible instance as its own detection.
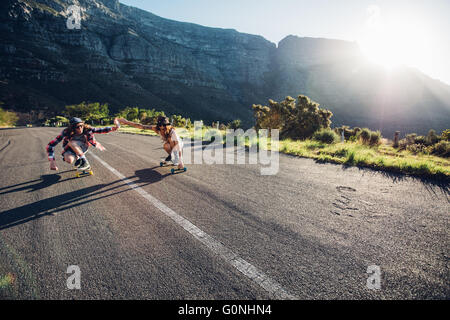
[441,129,450,141]
[0,107,19,127]
[358,128,371,144]
[413,135,426,145]
[333,126,362,141]
[405,133,417,145]
[228,119,242,130]
[253,94,333,140]
[406,143,427,154]
[430,140,450,158]
[369,131,382,146]
[426,129,440,145]
[313,128,339,144]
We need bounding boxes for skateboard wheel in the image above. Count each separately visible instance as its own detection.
[183,168,187,172]
[89,170,93,175]
[160,162,164,167]
[171,168,175,174]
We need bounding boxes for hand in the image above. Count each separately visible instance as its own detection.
[96,143,106,151]
[49,159,58,171]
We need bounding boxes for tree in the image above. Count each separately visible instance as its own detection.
[253,94,333,139]
[64,102,109,124]
[0,106,19,127]
[228,119,242,130]
[425,129,439,145]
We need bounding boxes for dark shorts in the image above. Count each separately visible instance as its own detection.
[62,140,88,159]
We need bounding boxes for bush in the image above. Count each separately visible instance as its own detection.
[369,131,382,146]
[426,129,440,145]
[405,133,417,145]
[253,94,333,140]
[413,135,426,145]
[356,128,382,146]
[227,119,242,130]
[0,107,19,127]
[334,126,361,140]
[441,129,450,141]
[358,128,371,144]
[430,140,450,158]
[406,143,427,154]
[313,128,339,144]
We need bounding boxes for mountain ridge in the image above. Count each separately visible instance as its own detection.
[0,0,449,136]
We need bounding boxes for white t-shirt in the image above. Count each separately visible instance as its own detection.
[170,128,183,151]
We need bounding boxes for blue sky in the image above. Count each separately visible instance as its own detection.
[120,0,450,85]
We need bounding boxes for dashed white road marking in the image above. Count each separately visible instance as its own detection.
[90,153,297,300]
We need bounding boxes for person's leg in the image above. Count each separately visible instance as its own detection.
[163,142,173,162]
[68,141,90,169]
[171,142,184,169]
[63,150,76,164]
[163,142,172,155]
[67,140,85,158]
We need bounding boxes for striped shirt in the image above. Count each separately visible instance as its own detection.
[46,126,117,160]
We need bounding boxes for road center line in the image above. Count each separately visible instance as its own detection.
[90,152,297,300]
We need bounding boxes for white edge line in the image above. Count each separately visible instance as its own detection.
[90,152,297,300]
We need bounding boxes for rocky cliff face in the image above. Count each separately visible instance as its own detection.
[1,0,449,135]
[0,0,276,124]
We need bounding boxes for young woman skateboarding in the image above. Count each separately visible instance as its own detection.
[117,116,185,170]
[46,117,120,171]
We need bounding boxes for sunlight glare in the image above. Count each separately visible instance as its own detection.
[358,6,432,71]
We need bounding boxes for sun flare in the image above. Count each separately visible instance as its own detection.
[358,7,431,70]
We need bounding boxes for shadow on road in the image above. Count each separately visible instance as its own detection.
[0,171,74,195]
[0,167,171,230]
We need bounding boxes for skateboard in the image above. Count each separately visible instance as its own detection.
[160,160,187,174]
[170,167,187,174]
[75,166,93,178]
[159,160,174,167]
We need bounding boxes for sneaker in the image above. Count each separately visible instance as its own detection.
[78,158,90,171]
[164,154,172,162]
[74,158,82,167]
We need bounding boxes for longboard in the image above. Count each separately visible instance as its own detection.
[159,160,174,167]
[160,160,187,174]
[75,167,93,178]
[170,167,187,174]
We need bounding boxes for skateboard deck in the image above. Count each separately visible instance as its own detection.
[159,160,174,167]
[75,167,93,178]
[160,159,186,174]
[170,167,187,174]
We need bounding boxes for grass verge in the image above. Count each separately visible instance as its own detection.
[116,126,449,180]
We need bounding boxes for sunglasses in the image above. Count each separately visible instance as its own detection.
[159,124,168,127]
[75,124,84,129]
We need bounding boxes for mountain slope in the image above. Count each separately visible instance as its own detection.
[0,0,449,136]
[0,0,275,125]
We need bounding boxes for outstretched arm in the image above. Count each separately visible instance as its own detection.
[117,118,158,133]
[90,118,121,134]
[46,130,65,170]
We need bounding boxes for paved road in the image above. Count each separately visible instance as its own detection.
[0,127,448,299]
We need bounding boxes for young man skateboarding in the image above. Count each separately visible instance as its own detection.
[46,117,120,171]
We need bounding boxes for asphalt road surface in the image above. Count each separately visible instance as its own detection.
[0,127,448,299]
